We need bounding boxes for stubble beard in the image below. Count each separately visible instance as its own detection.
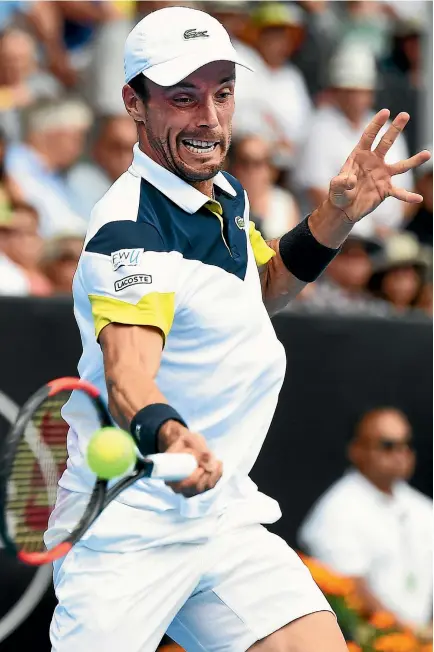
[144,110,232,183]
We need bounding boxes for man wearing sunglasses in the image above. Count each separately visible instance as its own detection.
[298,407,432,636]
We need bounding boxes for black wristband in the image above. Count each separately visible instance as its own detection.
[279,216,340,283]
[130,404,188,456]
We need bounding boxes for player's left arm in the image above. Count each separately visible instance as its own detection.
[254,203,350,314]
[256,110,430,315]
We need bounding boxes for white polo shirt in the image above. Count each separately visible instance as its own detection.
[58,145,286,539]
[295,105,413,239]
[298,470,433,626]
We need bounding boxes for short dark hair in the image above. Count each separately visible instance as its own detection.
[349,407,411,444]
[128,74,150,103]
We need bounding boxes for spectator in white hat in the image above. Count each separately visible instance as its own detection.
[295,43,413,241]
[5,98,92,238]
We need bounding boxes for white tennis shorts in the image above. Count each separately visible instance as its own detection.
[50,513,332,652]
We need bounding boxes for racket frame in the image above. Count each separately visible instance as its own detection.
[0,377,177,567]
[0,377,112,563]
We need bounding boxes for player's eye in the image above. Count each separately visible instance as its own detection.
[173,96,194,105]
[217,88,233,101]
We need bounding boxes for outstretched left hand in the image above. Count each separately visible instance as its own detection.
[329,109,431,223]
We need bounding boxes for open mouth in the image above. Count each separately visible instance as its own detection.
[182,139,219,154]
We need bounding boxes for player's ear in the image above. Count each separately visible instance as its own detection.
[122,85,145,123]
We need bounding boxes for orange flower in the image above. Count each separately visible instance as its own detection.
[373,632,419,652]
[369,611,396,630]
[300,555,354,597]
[345,591,366,614]
[420,645,433,652]
[347,643,362,652]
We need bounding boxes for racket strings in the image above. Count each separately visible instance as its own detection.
[7,392,70,553]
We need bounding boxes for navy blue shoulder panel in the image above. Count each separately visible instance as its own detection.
[86,176,248,280]
[85,220,165,255]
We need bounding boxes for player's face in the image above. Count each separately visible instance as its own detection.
[139,61,235,182]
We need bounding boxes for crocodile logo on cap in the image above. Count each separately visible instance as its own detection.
[184,28,209,40]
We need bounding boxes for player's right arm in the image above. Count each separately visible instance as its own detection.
[81,218,222,497]
[99,323,222,497]
[99,323,165,433]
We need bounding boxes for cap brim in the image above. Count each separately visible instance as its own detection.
[371,257,429,275]
[141,46,254,87]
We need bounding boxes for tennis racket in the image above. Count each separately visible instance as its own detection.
[0,377,196,566]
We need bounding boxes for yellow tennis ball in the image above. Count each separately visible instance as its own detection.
[86,427,136,480]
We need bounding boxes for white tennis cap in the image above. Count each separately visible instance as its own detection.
[124,6,253,86]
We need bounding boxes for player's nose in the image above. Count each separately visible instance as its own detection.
[195,96,219,130]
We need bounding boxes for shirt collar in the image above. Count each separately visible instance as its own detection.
[130,143,236,214]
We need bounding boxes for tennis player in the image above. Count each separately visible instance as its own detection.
[46,7,430,652]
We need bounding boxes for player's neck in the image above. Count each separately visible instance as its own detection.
[137,140,215,200]
[189,179,214,200]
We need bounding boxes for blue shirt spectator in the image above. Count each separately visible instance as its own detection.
[5,98,92,238]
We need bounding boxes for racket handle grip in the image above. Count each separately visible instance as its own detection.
[145,453,197,481]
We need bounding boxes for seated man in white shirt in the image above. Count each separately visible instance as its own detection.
[295,42,413,241]
[298,407,433,634]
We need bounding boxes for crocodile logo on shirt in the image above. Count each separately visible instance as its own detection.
[235,215,245,230]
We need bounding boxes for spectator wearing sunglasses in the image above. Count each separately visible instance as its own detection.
[298,407,432,634]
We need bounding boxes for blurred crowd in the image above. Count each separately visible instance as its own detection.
[0,0,432,317]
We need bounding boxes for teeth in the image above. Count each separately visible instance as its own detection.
[189,139,213,147]
[183,140,217,154]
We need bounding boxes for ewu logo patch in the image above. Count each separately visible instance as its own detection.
[184,28,209,40]
[114,274,152,292]
[111,248,143,271]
